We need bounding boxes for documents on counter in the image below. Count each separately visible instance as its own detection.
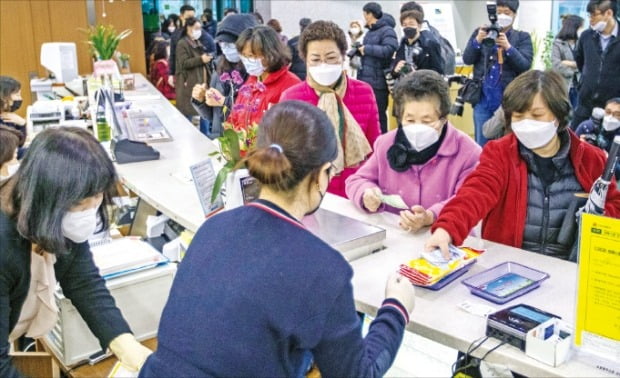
[399,245,483,289]
[90,237,168,279]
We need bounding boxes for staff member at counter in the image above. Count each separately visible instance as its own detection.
[426,70,620,261]
[0,76,26,159]
[140,101,415,377]
[0,128,152,377]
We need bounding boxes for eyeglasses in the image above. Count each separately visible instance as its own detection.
[307,55,342,66]
[326,162,339,179]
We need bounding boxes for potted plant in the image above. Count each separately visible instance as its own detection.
[208,73,260,206]
[118,52,131,74]
[82,24,132,76]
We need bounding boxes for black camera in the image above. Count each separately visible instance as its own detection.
[483,2,501,47]
[447,75,468,116]
[347,42,362,59]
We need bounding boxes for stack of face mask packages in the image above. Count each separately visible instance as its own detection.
[399,245,483,287]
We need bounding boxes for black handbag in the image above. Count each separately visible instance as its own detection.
[459,78,482,106]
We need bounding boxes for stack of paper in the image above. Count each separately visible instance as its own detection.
[399,246,483,287]
[90,237,168,279]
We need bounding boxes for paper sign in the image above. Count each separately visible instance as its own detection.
[189,159,223,217]
[575,213,620,364]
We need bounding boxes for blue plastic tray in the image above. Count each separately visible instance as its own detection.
[415,260,477,291]
[461,261,550,304]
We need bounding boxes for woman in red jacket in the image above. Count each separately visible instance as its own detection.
[226,26,300,128]
[280,20,381,197]
[426,70,620,261]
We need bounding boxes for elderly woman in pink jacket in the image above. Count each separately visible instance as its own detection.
[280,20,381,198]
[346,70,481,232]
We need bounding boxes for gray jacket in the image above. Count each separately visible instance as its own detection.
[192,57,248,139]
[551,38,578,89]
[482,107,506,140]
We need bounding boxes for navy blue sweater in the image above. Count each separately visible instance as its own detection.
[140,200,408,377]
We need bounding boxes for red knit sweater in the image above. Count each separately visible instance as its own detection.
[432,131,620,247]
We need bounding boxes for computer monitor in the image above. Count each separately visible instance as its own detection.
[40,42,79,83]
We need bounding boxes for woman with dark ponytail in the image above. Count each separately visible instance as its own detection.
[140,100,415,378]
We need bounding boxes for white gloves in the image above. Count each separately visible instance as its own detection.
[385,272,415,315]
[108,333,153,371]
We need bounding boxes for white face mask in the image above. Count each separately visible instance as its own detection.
[511,119,558,150]
[192,29,202,40]
[220,42,240,63]
[350,27,361,35]
[308,63,343,87]
[61,207,99,243]
[603,115,620,131]
[240,56,265,77]
[402,123,440,151]
[497,14,513,29]
[167,26,176,34]
[7,162,18,176]
[591,20,607,32]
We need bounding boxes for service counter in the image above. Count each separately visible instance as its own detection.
[113,74,215,232]
[114,75,610,378]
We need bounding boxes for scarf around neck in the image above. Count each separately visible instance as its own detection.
[307,74,372,172]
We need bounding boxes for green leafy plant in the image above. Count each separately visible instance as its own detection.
[208,122,259,203]
[82,24,132,60]
[541,31,554,70]
[530,30,542,69]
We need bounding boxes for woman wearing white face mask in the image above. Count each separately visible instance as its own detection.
[191,14,257,138]
[0,127,20,181]
[426,70,620,262]
[281,20,382,198]
[345,70,481,233]
[175,17,213,130]
[0,128,153,376]
[344,20,365,78]
[225,26,300,128]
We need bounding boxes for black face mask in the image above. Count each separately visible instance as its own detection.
[10,100,22,112]
[305,187,325,216]
[305,166,331,216]
[387,124,445,171]
[403,27,418,39]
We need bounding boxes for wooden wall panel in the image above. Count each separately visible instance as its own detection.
[47,0,92,75]
[94,0,147,75]
[0,0,147,118]
[29,1,53,78]
[0,0,39,116]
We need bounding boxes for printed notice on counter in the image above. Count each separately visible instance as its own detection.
[575,213,620,364]
[189,159,223,217]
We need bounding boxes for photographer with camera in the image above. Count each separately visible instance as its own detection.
[576,98,620,181]
[462,0,533,146]
[390,10,445,82]
[357,2,399,134]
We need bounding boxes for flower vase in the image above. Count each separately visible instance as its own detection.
[93,59,121,80]
[223,168,250,210]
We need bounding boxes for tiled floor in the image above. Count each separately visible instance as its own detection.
[362,316,458,377]
[386,331,457,377]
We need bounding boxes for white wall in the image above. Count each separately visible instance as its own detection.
[261,0,553,52]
